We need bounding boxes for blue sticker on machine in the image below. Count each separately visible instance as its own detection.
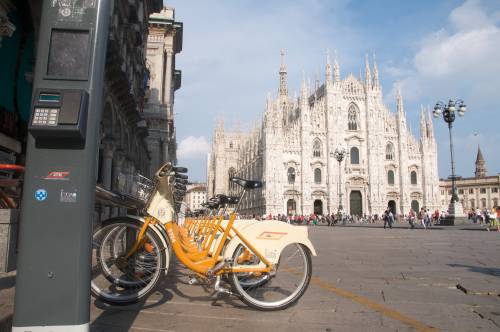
[35,189,48,201]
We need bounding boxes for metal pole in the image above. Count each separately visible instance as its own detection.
[448,121,458,203]
[338,160,342,211]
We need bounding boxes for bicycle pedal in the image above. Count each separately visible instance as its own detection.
[188,276,202,285]
[214,276,233,295]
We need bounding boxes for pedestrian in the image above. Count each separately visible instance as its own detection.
[418,208,426,229]
[433,209,440,225]
[475,208,482,224]
[383,208,392,229]
[408,208,416,229]
[493,207,500,231]
[425,209,432,228]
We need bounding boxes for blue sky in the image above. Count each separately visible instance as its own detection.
[167,0,500,182]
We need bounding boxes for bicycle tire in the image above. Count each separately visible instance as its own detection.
[230,243,312,311]
[91,217,167,305]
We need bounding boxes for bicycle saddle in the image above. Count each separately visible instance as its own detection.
[207,202,219,209]
[216,194,240,205]
[172,166,188,173]
[230,177,262,189]
[174,173,188,180]
[173,182,186,191]
[174,178,188,185]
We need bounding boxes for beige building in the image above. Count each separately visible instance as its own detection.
[184,183,207,212]
[143,6,183,177]
[440,147,499,212]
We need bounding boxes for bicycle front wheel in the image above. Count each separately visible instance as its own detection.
[230,243,312,310]
[91,218,167,305]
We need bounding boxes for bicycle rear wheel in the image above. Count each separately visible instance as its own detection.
[230,243,312,310]
[91,218,167,305]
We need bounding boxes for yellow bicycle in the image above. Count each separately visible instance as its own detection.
[91,163,316,310]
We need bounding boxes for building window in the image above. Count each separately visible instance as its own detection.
[387,170,395,185]
[481,198,486,208]
[410,171,417,185]
[314,168,322,184]
[493,198,498,207]
[313,139,322,158]
[458,189,464,194]
[348,105,359,130]
[492,187,499,193]
[480,188,486,194]
[386,143,394,160]
[229,142,233,149]
[350,147,359,164]
[469,188,474,194]
[287,167,296,184]
[470,199,475,208]
[441,190,444,195]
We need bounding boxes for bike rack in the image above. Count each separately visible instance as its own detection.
[0,164,25,273]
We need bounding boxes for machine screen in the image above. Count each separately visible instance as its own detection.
[47,29,90,79]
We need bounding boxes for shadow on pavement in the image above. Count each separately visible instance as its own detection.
[448,263,500,278]
[90,260,251,330]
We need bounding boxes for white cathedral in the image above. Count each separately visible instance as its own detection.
[207,51,440,217]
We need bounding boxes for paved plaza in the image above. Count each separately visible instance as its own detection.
[2,225,500,331]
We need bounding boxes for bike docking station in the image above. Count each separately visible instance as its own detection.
[13,1,110,331]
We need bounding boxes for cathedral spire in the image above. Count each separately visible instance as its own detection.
[475,145,487,178]
[279,49,288,100]
[300,72,307,104]
[419,106,427,140]
[325,49,332,85]
[301,72,307,94]
[333,50,340,84]
[426,107,434,139]
[396,87,404,114]
[372,54,380,90]
[266,92,272,110]
[314,71,320,94]
[364,54,372,90]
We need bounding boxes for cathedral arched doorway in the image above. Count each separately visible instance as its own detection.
[411,200,419,212]
[388,200,396,215]
[349,191,362,216]
[287,199,296,215]
[313,200,323,215]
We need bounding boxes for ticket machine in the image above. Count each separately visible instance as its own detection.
[13,1,110,331]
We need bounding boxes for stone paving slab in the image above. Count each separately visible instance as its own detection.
[1,226,500,331]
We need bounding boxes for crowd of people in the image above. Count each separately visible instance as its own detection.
[238,206,500,231]
[467,207,500,231]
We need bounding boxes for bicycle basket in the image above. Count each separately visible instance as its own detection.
[129,174,155,203]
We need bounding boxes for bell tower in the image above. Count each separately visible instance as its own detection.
[474,145,487,178]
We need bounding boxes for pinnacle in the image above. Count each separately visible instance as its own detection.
[476,145,485,163]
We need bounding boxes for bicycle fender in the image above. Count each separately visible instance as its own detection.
[125,215,171,274]
[222,220,317,264]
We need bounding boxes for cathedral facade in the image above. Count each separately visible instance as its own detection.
[207,51,440,217]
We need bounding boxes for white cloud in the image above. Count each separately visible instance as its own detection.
[389,0,500,104]
[177,136,210,159]
[382,0,500,177]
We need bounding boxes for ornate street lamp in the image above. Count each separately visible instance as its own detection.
[333,147,348,212]
[433,99,467,224]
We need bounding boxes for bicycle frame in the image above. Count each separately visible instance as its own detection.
[126,163,315,280]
